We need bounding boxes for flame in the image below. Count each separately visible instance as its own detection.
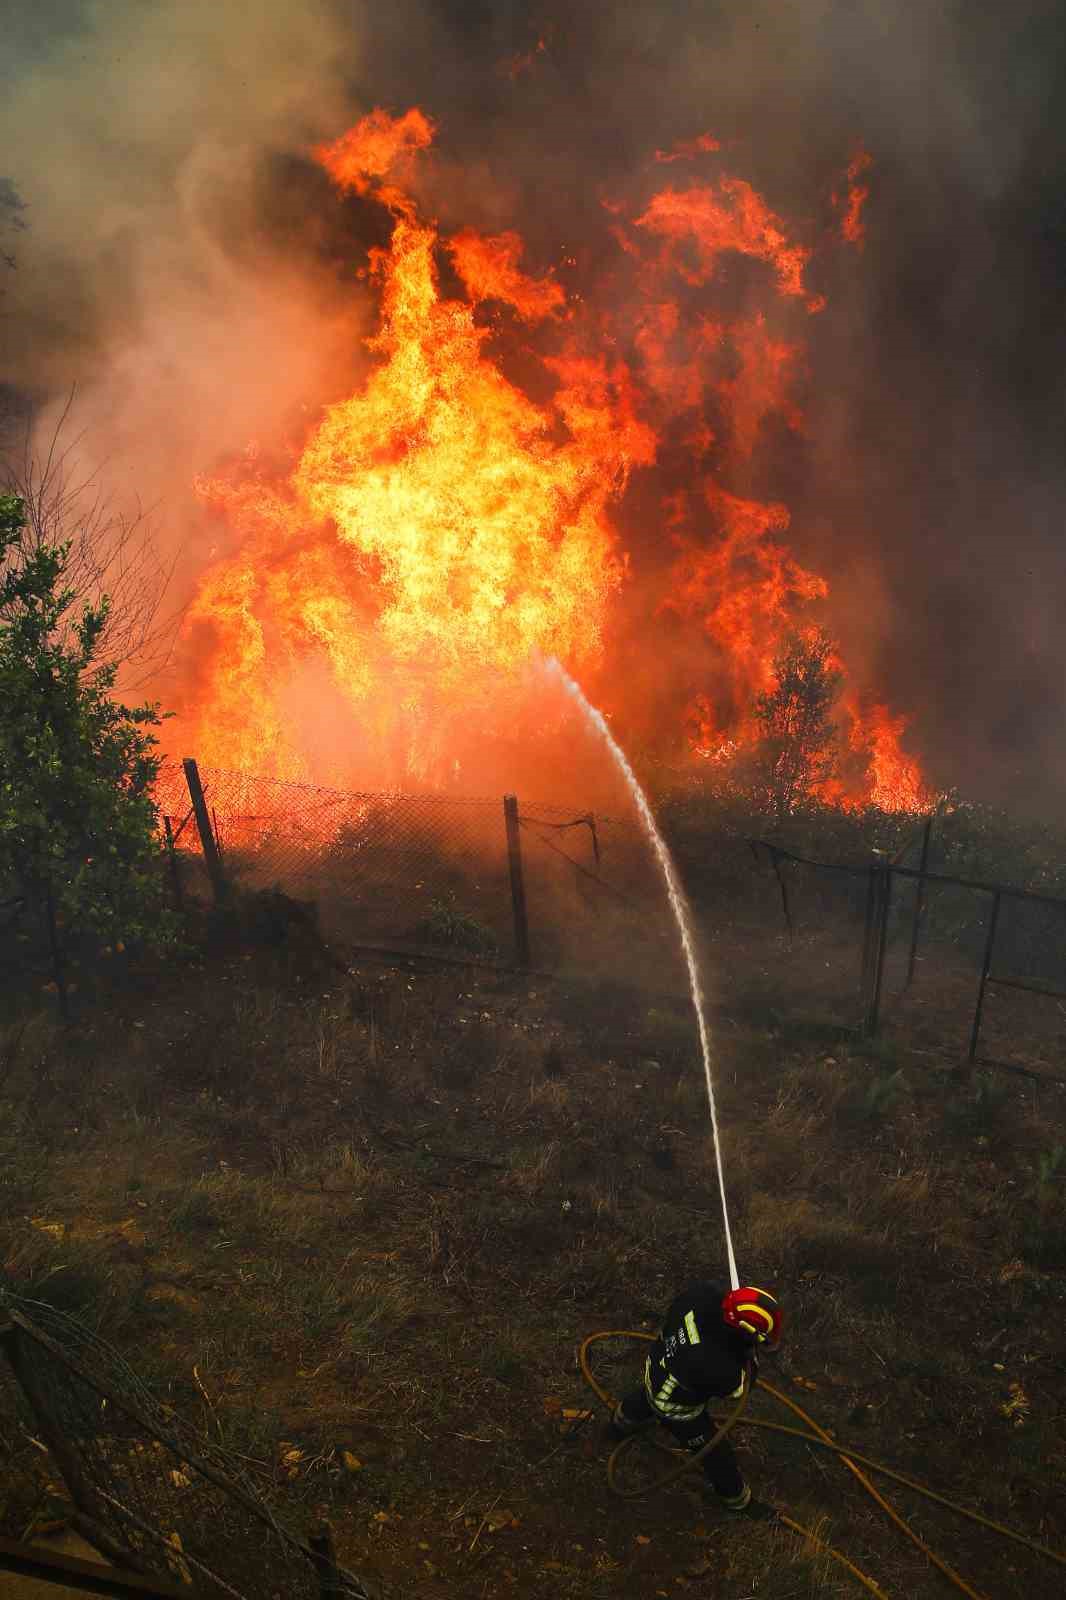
[714,315,804,459]
[846,701,926,812]
[635,179,816,305]
[178,109,653,782]
[835,147,874,248]
[654,132,721,164]
[169,105,923,811]
[500,25,553,81]
[313,107,435,217]
[447,230,566,322]
[663,488,829,726]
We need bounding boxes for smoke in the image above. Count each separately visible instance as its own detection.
[0,0,376,594]
[2,2,1065,809]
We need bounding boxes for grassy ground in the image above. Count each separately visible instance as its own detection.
[1,905,1064,1600]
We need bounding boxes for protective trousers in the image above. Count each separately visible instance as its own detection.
[616,1385,748,1505]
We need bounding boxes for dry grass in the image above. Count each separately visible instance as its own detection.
[1,934,1063,1600]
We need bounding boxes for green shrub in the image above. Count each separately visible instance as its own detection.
[415,892,497,954]
[0,494,177,997]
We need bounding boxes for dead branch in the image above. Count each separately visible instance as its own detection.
[0,387,185,686]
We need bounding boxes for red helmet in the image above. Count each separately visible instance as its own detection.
[722,1286,782,1349]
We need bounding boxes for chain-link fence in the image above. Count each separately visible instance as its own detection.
[153,762,1066,1073]
[0,1292,380,1599]
[514,801,681,985]
[153,761,681,988]
[738,842,873,1031]
[744,823,1066,1078]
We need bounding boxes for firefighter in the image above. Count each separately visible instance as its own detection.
[606,1282,783,1520]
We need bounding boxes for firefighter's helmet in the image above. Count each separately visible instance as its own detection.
[722,1285,782,1348]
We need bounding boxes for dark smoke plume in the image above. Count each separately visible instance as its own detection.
[2,2,1064,809]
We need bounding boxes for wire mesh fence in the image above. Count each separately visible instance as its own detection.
[515,801,681,985]
[152,761,1066,1073]
[744,824,1066,1078]
[0,1292,380,1600]
[739,842,873,1030]
[153,762,681,986]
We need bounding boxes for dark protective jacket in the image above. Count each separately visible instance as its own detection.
[642,1280,752,1420]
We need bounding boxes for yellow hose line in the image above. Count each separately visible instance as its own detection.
[760,1378,987,1600]
[735,1406,1066,1572]
[578,1332,1065,1600]
[580,1328,751,1497]
[777,1512,891,1600]
[581,1334,888,1600]
[605,1392,748,1499]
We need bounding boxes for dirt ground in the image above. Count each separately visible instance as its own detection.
[1,916,1064,1599]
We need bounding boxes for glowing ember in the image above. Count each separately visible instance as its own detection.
[654,132,722,164]
[836,147,874,248]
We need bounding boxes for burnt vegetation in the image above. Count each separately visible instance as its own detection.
[1,891,1064,1597]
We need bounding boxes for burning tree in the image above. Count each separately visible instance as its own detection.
[150,106,924,811]
[0,494,174,1008]
[749,629,842,819]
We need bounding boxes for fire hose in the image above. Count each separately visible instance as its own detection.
[579,1331,1066,1600]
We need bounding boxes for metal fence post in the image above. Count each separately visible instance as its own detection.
[503,795,530,967]
[863,868,892,1036]
[859,865,877,1020]
[969,890,1002,1063]
[182,758,228,905]
[872,867,893,1035]
[905,813,934,988]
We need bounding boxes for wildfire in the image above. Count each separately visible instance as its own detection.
[170,105,924,812]
[663,488,828,716]
[835,147,874,248]
[654,132,722,164]
[448,231,566,322]
[635,179,817,305]
[848,702,926,812]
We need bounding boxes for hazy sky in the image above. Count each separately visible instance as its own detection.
[2,2,1065,809]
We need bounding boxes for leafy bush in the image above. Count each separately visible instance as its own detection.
[0,494,175,990]
[415,891,497,954]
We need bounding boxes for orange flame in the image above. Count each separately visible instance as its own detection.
[846,701,926,811]
[663,487,828,720]
[178,109,655,782]
[835,147,874,248]
[313,107,435,217]
[169,107,923,811]
[654,132,722,164]
[714,314,804,459]
[447,230,566,321]
[635,179,816,305]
